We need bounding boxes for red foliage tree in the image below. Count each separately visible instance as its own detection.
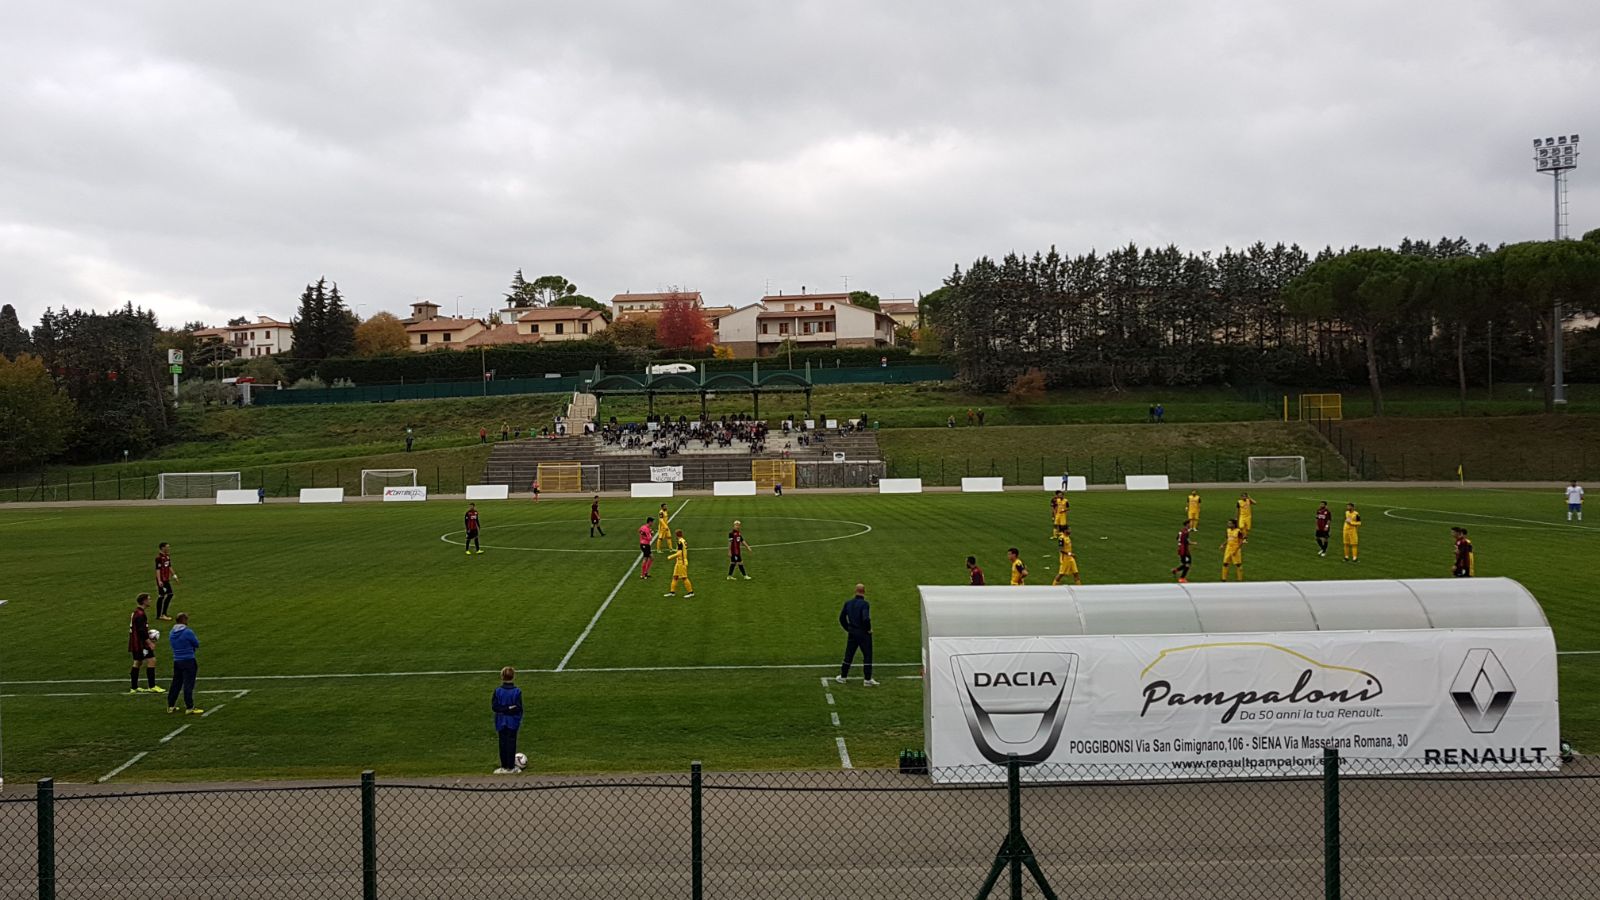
[655,297,714,350]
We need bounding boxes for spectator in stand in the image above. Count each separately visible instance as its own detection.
[500,422,509,440]
[404,427,415,452]
[976,409,985,426]
[1155,403,1166,423]
[479,426,488,444]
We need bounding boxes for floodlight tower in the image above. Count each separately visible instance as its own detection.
[1533,134,1581,404]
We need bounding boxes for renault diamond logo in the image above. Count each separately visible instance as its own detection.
[1451,649,1515,734]
[952,652,1077,764]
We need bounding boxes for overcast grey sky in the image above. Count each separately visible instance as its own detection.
[1,1,1595,328]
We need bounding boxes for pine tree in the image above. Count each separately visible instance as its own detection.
[290,281,326,360]
[324,282,357,358]
[0,303,29,359]
[505,269,537,308]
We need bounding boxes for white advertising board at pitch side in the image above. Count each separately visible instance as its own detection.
[920,580,1560,783]
[382,486,428,502]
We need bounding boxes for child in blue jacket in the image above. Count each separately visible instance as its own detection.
[492,667,524,774]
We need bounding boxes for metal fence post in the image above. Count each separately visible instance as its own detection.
[690,761,704,900]
[1323,749,1340,900]
[37,778,54,900]
[362,770,377,900]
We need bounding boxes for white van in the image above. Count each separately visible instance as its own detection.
[648,363,697,375]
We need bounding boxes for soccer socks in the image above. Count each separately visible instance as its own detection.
[728,563,747,577]
[131,667,140,690]
[146,668,157,689]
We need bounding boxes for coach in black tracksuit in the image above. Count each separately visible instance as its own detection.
[836,584,878,686]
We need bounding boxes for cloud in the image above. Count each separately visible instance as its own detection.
[0,0,1596,329]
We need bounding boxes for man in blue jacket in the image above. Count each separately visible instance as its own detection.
[836,583,879,686]
[165,613,203,715]
[492,666,524,774]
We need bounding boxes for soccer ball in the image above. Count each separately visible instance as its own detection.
[148,628,160,642]
[514,752,527,768]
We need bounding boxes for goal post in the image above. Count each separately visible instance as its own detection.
[360,469,418,497]
[535,462,595,493]
[157,472,242,500]
[1247,456,1308,483]
[752,459,797,491]
[1298,393,1343,422]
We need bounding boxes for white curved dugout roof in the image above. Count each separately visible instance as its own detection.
[920,577,1548,639]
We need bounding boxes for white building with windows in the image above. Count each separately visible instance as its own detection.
[714,293,896,358]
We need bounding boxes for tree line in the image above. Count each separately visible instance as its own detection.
[931,233,1600,413]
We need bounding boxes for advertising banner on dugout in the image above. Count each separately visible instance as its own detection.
[650,466,684,483]
[926,629,1558,782]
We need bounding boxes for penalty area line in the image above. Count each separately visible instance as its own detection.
[556,498,692,672]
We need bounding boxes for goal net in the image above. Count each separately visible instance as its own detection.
[752,458,797,491]
[1298,393,1343,422]
[1247,456,1308,483]
[535,462,595,493]
[361,469,418,496]
[158,471,242,500]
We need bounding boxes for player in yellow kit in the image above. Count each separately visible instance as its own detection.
[1235,492,1256,537]
[1007,547,1028,585]
[1050,492,1069,533]
[664,530,695,597]
[1221,518,1246,581]
[1051,528,1082,585]
[655,503,673,550]
[1342,503,1362,563]
[1186,491,1201,530]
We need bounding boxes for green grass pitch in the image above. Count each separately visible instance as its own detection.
[1,486,1596,785]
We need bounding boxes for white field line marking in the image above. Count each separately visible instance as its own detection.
[820,676,851,769]
[1381,506,1600,533]
[202,704,225,718]
[438,514,870,554]
[555,499,691,672]
[0,516,64,528]
[0,661,924,688]
[2,689,251,698]
[98,752,148,783]
[95,690,249,782]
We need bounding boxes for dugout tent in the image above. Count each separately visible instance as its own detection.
[920,578,1558,782]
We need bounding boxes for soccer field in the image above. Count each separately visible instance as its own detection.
[2,486,1597,785]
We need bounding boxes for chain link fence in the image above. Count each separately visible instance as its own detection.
[2,755,1597,899]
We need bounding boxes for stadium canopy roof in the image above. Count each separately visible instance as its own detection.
[586,362,814,416]
[921,578,1548,639]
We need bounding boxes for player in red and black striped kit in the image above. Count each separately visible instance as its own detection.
[967,556,985,585]
[590,496,605,538]
[727,521,751,580]
[128,593,162,694]
[1314,501,1332,557]
[1171,522,1193,583]
[464,504,482,554]
[154,542,178,621]
[1452,527,1475,577]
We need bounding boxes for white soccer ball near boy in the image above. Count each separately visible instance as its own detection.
[148,628,160,643]
[514,752,527,768]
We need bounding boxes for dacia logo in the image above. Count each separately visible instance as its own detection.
[1451,649,1515,734]
[973,671,1059,688]
[953,653,1077,765]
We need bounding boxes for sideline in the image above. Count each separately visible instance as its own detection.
[2,661,926,689]
[555,498,692,672]
[820,676,852,769]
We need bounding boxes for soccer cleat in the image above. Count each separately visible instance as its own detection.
[684,592,695,598]
[186,708,204,715]
[727,576,736,580]
[864,679,880,687]
[129,688,143,695]
[664,592,675,597]
[148,685,165,693]
[743,575,752,581]
[511,767,523,774]
[466,550,472,555]
[1177,578,1188,584]
[835,675,847,684]
[167,706,178,714]
[492,768,511,775]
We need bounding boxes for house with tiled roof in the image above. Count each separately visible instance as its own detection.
[515,307,608,342]
[713,292,896,358]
